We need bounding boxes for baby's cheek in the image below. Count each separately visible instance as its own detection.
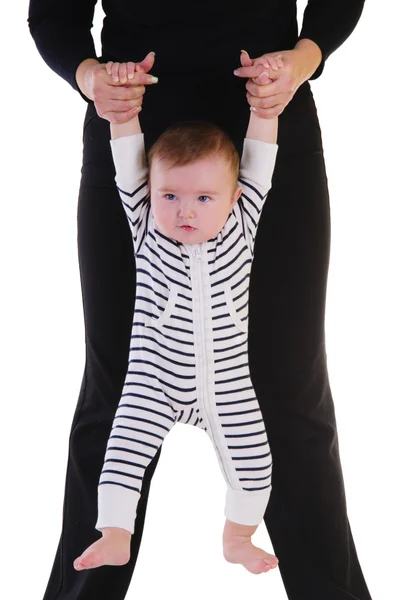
[209,206,231,237]
[153,204,174,233]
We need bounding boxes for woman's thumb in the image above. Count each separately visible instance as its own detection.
[240,49,253,67]
[137,51,156,73]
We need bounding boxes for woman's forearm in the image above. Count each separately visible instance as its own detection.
[75,58,100,101]
[296,0,365,80]
[293,38,323,84]
[27,0,99,101]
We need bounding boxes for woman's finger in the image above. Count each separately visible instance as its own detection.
[246,77,280,98]
[104,106,142,124]
[247,85,292,112]
[234,62,264,79]
[136,51,156,74]
[252,70,273,86]
[247,90,278,110]
[95,93,143,117]
[250,103,285,118]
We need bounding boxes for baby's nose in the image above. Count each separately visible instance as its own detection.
[179,204,195,217]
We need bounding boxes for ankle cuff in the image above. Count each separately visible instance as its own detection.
[224,485,271,526]
[95,484,140,535]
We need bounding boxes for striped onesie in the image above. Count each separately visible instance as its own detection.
[95,132,279,535]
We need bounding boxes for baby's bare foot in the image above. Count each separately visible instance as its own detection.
[223,539,279,575]
[74,528,131,570]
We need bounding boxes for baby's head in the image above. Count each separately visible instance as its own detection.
[147,121,243,244]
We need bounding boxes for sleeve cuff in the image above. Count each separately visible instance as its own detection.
[224,485,271,526]
[109,133,147,188]
[240,139,278,192]
[95,484,141,536]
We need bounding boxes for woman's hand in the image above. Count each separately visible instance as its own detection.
[234,48,310,119]
[80,52,159,124]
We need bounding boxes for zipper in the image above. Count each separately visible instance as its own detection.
[192,244,233,488]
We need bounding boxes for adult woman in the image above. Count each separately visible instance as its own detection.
[27,1,372,599]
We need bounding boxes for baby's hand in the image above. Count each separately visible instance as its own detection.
[247,54,284,85]
[105,55,158,116]
[106,61,140,84]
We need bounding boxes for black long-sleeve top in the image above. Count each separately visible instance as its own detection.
[27,0,365,104]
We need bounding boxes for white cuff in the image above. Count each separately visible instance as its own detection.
[224,485,271,526]
[109,133,148,190]
[95,484,141,536]
[240,138,278,192]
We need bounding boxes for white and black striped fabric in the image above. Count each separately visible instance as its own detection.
[95,133,279,535]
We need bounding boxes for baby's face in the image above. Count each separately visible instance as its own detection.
[148,155,242,244]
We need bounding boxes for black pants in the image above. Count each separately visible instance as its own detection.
[42,72,372,600]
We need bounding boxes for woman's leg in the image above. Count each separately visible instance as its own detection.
[247,82,372,599]
[42,107,162,600]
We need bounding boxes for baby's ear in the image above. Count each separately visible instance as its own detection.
[232,186,243,204]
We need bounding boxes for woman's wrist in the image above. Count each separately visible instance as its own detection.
[76,58,100,101]
[293,38,322,84]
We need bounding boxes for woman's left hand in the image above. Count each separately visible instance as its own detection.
[234,49,310,119]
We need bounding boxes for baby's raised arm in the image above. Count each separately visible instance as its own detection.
[107,56,159,140]
[243,51,279,144]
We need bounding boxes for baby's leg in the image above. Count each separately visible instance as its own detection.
[222,519,279,575]
[73,373,177,570]
[204,376,277,574]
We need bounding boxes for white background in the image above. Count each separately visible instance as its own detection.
[1,2,397,599]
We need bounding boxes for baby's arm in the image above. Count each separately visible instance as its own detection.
[246,109,277,145]
[244,53,280,145]
[105,60,158,140]
[105,61,157,252]
[110,111,142,139]
[236,54,281,252]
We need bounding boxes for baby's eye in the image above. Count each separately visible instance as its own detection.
[198,196,210,203]
[165,194,176,200]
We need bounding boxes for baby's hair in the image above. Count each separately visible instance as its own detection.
[147,121,240,189]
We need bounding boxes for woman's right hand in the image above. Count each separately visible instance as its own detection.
[77,52,158,124]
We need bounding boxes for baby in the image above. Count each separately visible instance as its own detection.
[74,50,282,576]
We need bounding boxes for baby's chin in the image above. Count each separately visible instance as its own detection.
[160,224,215,244]
[152,214,223,243]
[173,227,210,244]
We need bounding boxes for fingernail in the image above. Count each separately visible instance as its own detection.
[240,49,249,55]
[149,51,156,56]
[250,107,257,112]
[151,76,159,83]
[127,72,134,79]
[233,70,239,76]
